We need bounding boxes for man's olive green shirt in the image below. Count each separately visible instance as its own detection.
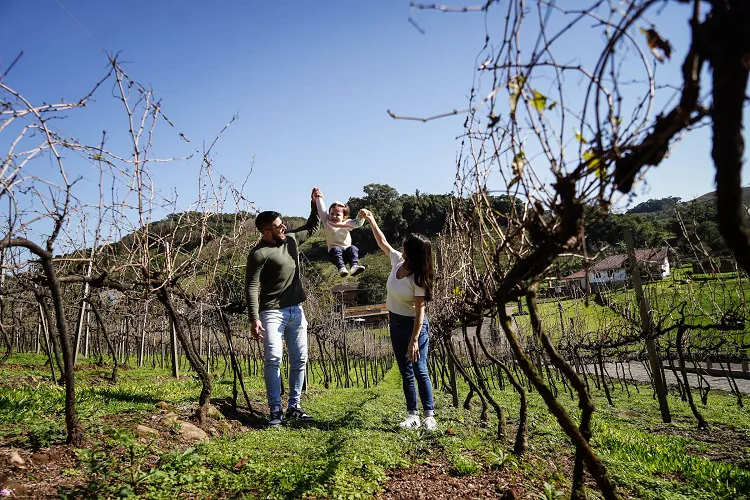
[245,202,320,322]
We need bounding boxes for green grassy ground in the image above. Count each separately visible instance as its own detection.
[1,354,749,499]
[518,270,750,350]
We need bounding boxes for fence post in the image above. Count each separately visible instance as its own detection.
[169,315,179,379]
[359,320,368,388]
[343,333,350,388]
[447,339,459,407]
[625,227,671,423]
[73,253,93,365]
[199,303,204,357]
[138,304,149,367]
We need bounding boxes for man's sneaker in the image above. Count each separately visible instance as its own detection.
[422,416,437,431]
[338,266,349,277]
[286,405,314,423]
[399,414,420,429]
[268,405,283,427]
[350,264,366,276]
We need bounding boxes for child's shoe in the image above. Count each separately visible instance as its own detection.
[350,264,366,276]
[338,266,349,277]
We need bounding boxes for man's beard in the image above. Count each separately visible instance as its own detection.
[272,233,286,244]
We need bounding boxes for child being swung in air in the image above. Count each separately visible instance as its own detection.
[315,191,366,277]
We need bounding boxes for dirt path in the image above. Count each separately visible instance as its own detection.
[376,457,529,499]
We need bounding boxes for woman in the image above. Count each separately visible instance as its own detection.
[360,209,436,430]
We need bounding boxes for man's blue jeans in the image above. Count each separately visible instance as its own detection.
[389,312,435,416]
[260,304,308,409]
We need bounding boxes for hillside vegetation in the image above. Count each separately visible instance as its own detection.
[111,185,738,307]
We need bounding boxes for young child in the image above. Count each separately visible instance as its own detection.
[315,192,366,277]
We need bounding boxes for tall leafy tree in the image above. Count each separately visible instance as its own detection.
[348,184,407,254]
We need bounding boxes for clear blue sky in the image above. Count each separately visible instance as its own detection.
[1,0,746,220]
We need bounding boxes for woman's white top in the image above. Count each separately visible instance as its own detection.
[386,250,425,317]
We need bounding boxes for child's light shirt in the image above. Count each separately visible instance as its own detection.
[386,250,425,317]
[315,197,364,250]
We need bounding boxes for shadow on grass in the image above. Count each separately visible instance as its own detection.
[211,397,267,429]
[287,434,347,498]
[0,421,66,451]
[90,387,163,406]
[308,392,399,433]
[213,388,389,432]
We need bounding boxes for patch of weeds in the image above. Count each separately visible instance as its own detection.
[594,419,750,499]
[477,370,750,499]
[62,468,84,477]
[67,428,216,498]
[530,482,565,500]
[68,428,167,498]
[0,353,52,376]
[450,452,480,476]
[0,386,67,448]
[0,383,63,424]
[484,447,518,470]
[27,421,67,449]
[396,427,437,458]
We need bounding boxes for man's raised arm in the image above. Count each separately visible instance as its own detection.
[285,189,321,243]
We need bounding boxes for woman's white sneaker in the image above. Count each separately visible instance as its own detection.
[422,416,437,431]
[399,414,421,429]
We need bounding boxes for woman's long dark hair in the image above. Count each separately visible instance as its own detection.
[402,233,434,302]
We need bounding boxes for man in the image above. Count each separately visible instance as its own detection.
[245,188,321,426]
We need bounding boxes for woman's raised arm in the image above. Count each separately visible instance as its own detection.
[359,209,395,256]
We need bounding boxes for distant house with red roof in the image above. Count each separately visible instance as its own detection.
[559,269,588,293]
[561,248,672,292]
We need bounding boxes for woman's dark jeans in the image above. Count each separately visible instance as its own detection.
[389,312,435,417]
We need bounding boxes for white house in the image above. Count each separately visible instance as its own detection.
[562,248,671,292]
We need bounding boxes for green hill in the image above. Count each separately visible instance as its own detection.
[96,184,743,301]
[692,186,750,205]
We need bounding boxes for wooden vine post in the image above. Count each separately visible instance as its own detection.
[624,227,671,423]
